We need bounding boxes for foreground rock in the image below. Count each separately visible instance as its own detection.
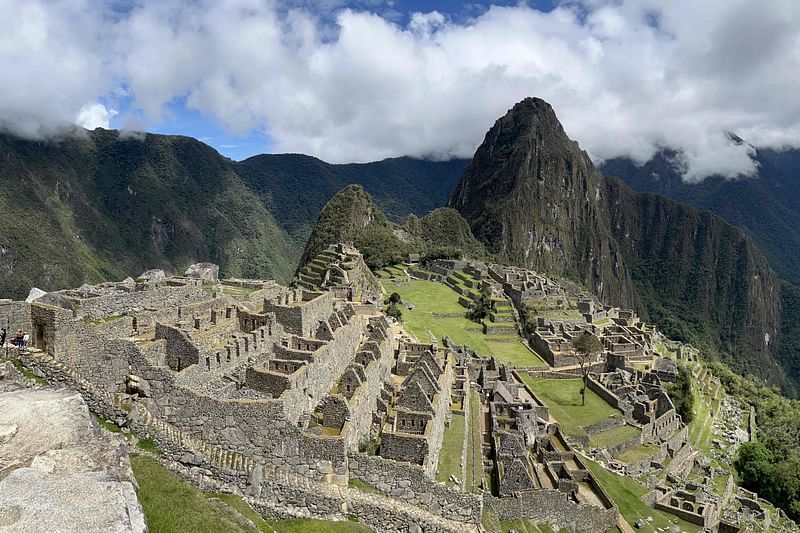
[0,388,146,533]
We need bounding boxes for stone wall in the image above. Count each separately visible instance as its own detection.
[348,453,482,524]
[0,300,31,338]
[278,314,367,424]
[155,323,200,371]
[424,359,455,476]
[586,375,621,409]
[484,483,618,532]
[264,291,334,338]
[342,332,394,451]
[75,282,205,319]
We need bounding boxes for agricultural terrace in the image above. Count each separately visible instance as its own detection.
[378,276,546,367]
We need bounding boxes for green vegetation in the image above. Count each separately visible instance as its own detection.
[588,425,640,450]
[466,389,483,493]
[131,454,372,533]
[663,365,694,424]
[711,360,800,522]
[0,355,48,385]
[380,278,545,367]
[136,437,160,455]
[616,444,658,465]
[520,376,621,437]
[571,333,603,406]
[436,413,466,485]
[583,458,701,532]
[466,294,491,322]
[298,186,484,275]
[347,478,384,495]
[0,130,297,299]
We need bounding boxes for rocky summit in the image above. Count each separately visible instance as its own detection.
[449,98,786,388]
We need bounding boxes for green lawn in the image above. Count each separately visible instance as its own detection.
[589,425,641,450]
[131,454,371,533]
[615,444,659,465]
[520,376,621,437]
[583,458,701,533]
[466,389,483,493]
[381,279,546,367]
[436,413,466,485]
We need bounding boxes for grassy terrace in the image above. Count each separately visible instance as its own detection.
[380,278,546,367]
[687,364,718,456]
[436,413,466,486]
[616,443,659,465]
[589,424,641,450]
[583,459,701,533]
[466,388,483,493]
[520,376,622,437]
[131,455,371,533]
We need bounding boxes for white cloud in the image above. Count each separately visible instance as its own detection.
[75,103,118,129]
[0,0,799,181]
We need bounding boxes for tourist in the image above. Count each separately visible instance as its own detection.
[22,332,30,348]
[10,330,22,348]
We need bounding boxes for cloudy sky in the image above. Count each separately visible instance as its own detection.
[1,0,799,181]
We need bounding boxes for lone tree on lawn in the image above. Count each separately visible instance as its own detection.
[572,332,604,406]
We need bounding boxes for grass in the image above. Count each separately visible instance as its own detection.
[520,376,621,437]
[1,355,48,385]
[137,437,160,455]
[381,279,546,367]
[347,478,385,495]
[131,454,372,533]
[589,425,641,450]
[616,444,659,465]
[466,388,483,493]
[687,371,716,455]
[583,458,702,533]
[436,413,466,485]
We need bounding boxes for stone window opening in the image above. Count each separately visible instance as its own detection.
[216,352,221,365]
[226,307,232,319]
[211,310,217,325]
[194,318,201,329]
[226,352,231,363]
[206,357,210,370]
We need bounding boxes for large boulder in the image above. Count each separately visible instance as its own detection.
[33,292,75,312]
[184,262,219,282]
[137,269,166,284]
[24,288,46,303]
[0,388,146,532]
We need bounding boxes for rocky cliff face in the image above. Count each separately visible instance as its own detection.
[450,98,786,385]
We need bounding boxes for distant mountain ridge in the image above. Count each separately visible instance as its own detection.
[448,97,795,391]
[601,147,800,286]
[235,153,467,249]
[0,130,465,300]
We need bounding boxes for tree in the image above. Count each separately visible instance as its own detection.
[571,332,604,406]
[385,292,402,305]
[664,365,695,424]
[385,302,403,321]
[466,294,491,323]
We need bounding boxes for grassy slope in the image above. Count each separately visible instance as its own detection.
[583,459,701,533]
[381,278,545,366]
[131,454,370,533]
[0,131,295,298]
